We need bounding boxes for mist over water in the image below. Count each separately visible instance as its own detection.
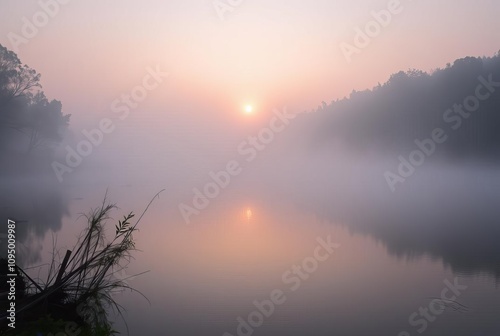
[1,2,500,333]
[5,92,500,335]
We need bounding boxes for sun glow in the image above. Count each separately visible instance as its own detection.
[244,105,253,114]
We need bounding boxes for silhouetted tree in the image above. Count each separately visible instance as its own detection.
[0,45,40,104]
[0,44,70,153]
[300,52,500,159]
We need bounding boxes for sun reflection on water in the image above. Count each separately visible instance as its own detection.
[246,208,253,222]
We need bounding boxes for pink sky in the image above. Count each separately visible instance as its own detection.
[1,0,498,125]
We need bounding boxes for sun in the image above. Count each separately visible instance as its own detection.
[244,105,253,114]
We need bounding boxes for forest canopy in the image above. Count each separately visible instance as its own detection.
[0,44,70,155]
[304,51,500,159]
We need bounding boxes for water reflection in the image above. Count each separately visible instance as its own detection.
[2,156,500,335]
[262,158,500,279]
[107,191,500,336]
[246,208,253,222]
[0,175,69,265]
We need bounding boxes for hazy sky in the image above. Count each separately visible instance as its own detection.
[0,0,499,125]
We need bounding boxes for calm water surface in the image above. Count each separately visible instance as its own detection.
[3,162,500,336]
